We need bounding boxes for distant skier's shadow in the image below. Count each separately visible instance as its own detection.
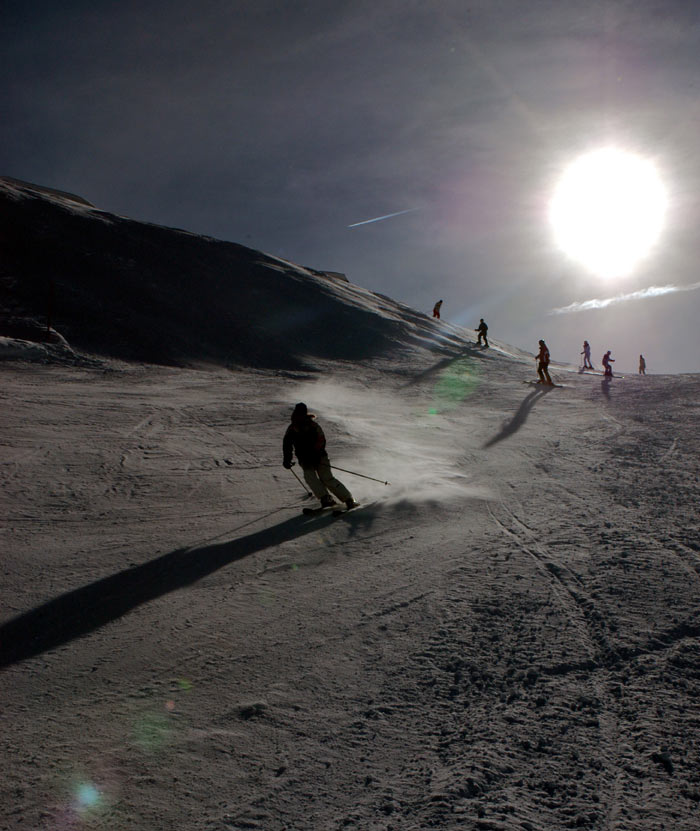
[483,388,549,448]
[0,508,373,669]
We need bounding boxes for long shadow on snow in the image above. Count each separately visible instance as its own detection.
[483,388,550,448]
[0,507,378,669]
[400,345,482,387]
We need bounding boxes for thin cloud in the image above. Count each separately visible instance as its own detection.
[549,282,700,315]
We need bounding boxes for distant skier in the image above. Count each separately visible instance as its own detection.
[476,318,489,347]
[602,350,615,377]
[639,354,646,375]
[581,340,594,370]
[536,339,553,385]
[432,300,443,319]
[283,403,356,510]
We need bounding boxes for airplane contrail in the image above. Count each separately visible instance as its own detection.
[348,208,419,228]
[549,281,700,315]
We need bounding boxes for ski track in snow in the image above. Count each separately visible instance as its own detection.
[2,355,700,831]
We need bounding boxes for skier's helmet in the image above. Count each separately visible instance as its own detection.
[291,402,308,426]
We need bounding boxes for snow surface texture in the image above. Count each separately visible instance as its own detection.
[2,181,700,831]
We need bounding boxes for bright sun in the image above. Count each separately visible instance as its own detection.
[549,148,667,280]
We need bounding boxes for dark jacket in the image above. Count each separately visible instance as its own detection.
[283,415,327,468]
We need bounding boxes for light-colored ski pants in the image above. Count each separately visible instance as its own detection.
[302,457,352,502]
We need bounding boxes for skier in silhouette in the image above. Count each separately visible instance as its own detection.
[283,403,356,510]
[581,340,594,369]
[476,318,489,347]
[536,339,553,385]
[432,300,443,319]
[639,354,646,375]
[602,350,615,377]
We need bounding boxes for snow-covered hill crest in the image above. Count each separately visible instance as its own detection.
[0,178,475,370]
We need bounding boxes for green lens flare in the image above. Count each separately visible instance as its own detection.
[133,712,172,752]
[431,358,481,413]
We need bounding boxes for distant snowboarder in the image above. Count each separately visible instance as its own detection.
[602,350,615,377]
[639,354,646,375]
[432,300,443,319]
[283,403,356,510]
[581,340,594,370]
[476,318,489,347]
[536,339,553,385]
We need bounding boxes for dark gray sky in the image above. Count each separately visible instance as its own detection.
[4,0,700,372]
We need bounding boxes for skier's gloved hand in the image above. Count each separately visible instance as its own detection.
[283,459,294,469]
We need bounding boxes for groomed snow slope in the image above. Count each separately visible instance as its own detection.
[2,181,700,831]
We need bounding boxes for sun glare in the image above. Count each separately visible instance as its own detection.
[549,148,667,279]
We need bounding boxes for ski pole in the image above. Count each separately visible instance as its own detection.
[289,466,313,497]
[332,466,391,486]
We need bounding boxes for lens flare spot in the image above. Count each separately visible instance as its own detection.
[432,358,481,413]
[133,712,172,752]
[75,782,101,812]
[258,589,276,606]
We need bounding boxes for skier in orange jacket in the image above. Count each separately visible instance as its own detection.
[536,340,553,385]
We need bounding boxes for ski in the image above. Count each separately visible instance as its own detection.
[332,502,361,517]
[302,502,361,517]
[524,380,565,388]
[578,369,625,380]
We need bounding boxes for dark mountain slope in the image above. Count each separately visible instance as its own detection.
[0,178,444,369]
